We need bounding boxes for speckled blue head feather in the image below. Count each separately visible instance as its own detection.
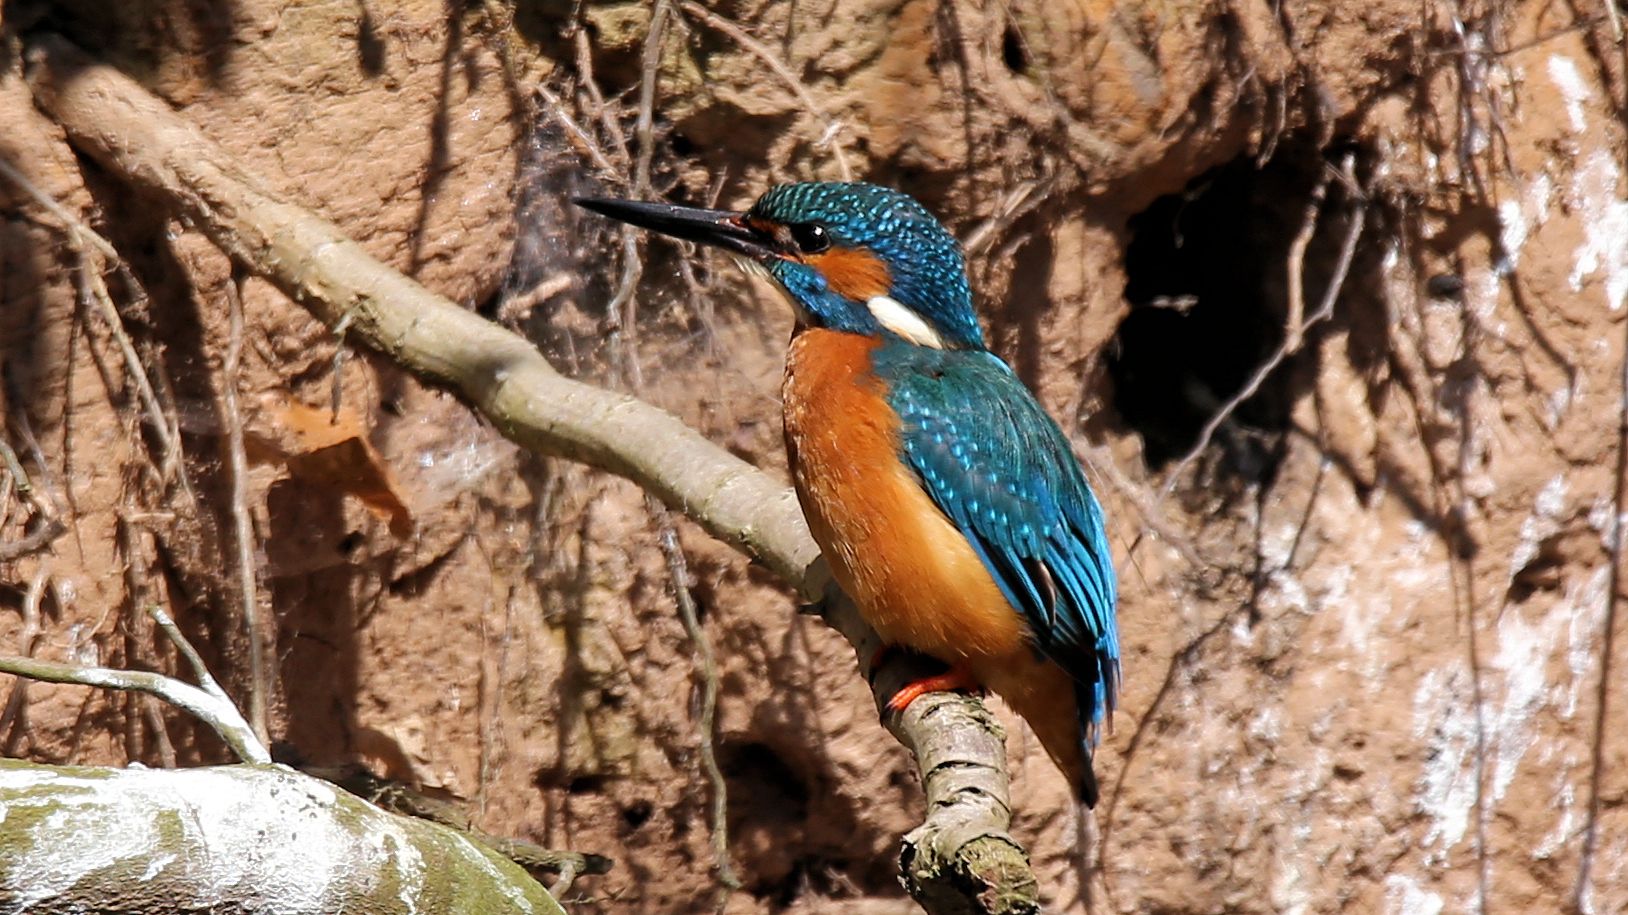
[574,182,984,350]
[749,183,984,349]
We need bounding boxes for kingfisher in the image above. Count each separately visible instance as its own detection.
[575,182,1120,805]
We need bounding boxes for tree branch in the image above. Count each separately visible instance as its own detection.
[818,597,1038,914]
[0,646,269,766]
[25,34,1038,913]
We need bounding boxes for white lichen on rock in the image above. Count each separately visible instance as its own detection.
[0,760,561,915]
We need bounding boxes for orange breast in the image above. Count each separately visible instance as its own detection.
[782,329,1029,663]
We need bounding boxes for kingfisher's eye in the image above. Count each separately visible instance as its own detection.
[788,223,831,254]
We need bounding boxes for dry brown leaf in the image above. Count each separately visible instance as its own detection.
[267,400,414,538]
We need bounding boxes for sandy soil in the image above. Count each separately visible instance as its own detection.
[0,1,1624,911]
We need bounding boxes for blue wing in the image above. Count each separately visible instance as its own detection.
[876,344,1120,734]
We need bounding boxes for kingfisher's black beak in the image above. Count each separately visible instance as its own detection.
[573,197,776,259]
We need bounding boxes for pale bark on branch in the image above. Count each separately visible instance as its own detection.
[19,35,1040,914]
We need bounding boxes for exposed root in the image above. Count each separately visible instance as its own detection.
[962,167,1059,258]
[221,273,269,746]
[1574,238,1628,912]
[654,504,741,897]
[535,84,625,179]
[0,154,191,498]
[572,28,633,169]
[1282,161,1332,352]
[675,2,855,180]
[0,437,67,563]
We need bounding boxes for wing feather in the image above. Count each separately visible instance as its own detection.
[878,345,1121,733]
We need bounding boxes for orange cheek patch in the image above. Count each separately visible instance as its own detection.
[810,247,892,301]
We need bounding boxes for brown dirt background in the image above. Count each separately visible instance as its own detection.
[1,1,1625,912]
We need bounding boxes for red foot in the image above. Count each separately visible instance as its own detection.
[884,665,983,713]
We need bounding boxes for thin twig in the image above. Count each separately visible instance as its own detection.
[222,274,268,745]
[604,231,646,382]
[1283,166,1333,352]
[117,515,177,766]
[77,255,188,487]
[0,653,270,764]
[0,449,13,528]
[22,564,47,641]
[1160,153,1365,496]
[131,601,214,765]
[331,313,352,422]
[6,387,58,503]
[147,605,229,706]
[617,10,735,894]
[0,154,120,261]
[675,1,855,180]
[961,169,1057,258]
[135,331,199,504]
[573,27,632,169]
[138,695,179,768]
[654,504,741,894]
[634,0,668,198]
[606,0,674,389]
[0,436,68,562]
[497,274,574,325]
[0,153,190,493]
[1086,444,1206,572]
[577,4,656,389]
[0,515,69,562]
[547,858,580,900]
[0,438,33,504]
[534,84,624,178]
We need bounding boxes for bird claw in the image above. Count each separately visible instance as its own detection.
[883,666,982,714]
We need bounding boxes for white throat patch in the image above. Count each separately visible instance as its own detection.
[867,295,945,349]
[733,255,811,323]
[731,255,774,282]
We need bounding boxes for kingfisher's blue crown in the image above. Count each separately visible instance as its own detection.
[749,183,984,349]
